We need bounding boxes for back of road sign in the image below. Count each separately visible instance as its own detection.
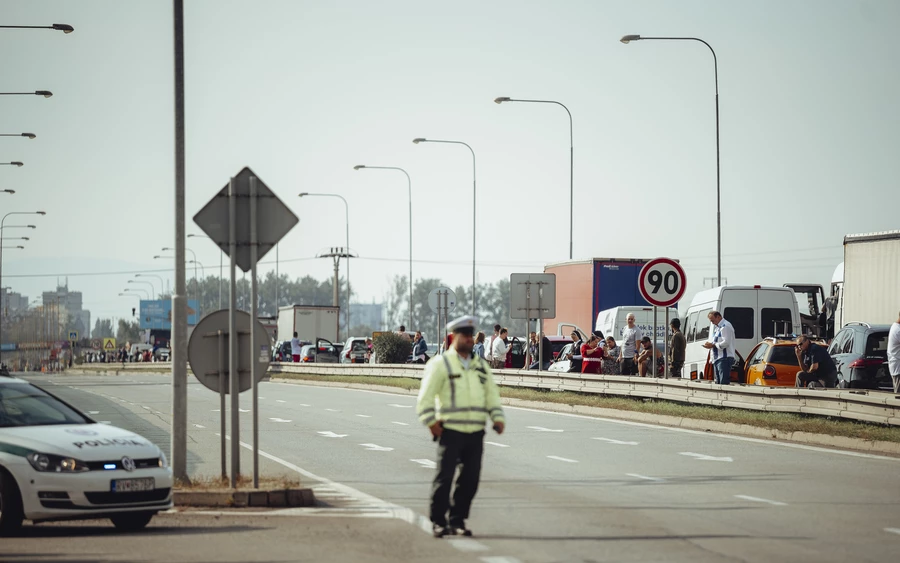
[188,310,271,394]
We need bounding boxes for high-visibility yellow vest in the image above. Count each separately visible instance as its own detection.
[416,348,505,433]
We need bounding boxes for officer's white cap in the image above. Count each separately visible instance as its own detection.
[447,315,477,334]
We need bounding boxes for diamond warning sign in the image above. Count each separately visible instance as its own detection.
[103,337,116,350]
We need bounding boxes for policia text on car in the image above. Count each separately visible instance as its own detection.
[416,315,505,538]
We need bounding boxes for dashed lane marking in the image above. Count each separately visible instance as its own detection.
[481,557,522,563]
[325,408,340,412]
[269,418,292,423]
[410,458,437,469]
[391,421,409,426]
[884,528,900,536]
[527,426,563,433]
[356,414,372,418]
[679,452,733,462]
[734,495,787,506]
[317,431,348,438]
[276,400,287,403]
[193,424,206,429]
[626,473,665,482]
[447,538,490,552]
[547,455,578,463]
[592,437,639,445]
[359,443,393,452]
[485,441,509,448]
[388,404,413,408]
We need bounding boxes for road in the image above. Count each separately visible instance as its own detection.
[14,371,900,563]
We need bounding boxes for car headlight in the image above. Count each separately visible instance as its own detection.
[158,449,168,468]
[27,453,90,473]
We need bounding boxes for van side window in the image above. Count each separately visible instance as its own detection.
[685,312,699,343]
[696,309,713,341]
[723,307,754,339]
[761,308,793,338]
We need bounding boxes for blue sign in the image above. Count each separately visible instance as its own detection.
[139,299,200,330]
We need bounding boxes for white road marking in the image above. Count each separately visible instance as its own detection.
[547,455,578,463]
[527,426,563,432]
[299,403,310,407]
[359,443,394,452]
[592,437,639,445]
[447,538,489,552]
[481,557,522,563]
[391,421,409,426]
[410,458,437,469]
[193,424,206,429]
[276,400,287,403]
[318,431,348,438]
[626,473,665,482]
[239,408,250,413]
[88,410,100,414]
[485,441,510,448]
[388,403,412,408]
[259,397,266,400]
[734,495,787,506]
[269,418,292,423]
[355,414,372,418]
[679,452,733,462]
[884,528,900,535]
[211,409,220,412]
[325,408,340,412]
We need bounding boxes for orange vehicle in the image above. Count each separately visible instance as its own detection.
[742,337,826,386]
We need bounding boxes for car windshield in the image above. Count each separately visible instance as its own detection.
[0,383,90,428]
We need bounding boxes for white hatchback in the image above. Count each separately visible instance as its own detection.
[0,376,173,534]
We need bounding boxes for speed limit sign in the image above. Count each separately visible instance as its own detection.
[638,258,686,308]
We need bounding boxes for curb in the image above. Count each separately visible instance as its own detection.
[270,377,900,457]
[174,488,316,508]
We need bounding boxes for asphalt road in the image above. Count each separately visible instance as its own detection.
[16,371,900,563]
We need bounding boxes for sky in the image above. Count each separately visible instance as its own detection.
[1,0,898,326]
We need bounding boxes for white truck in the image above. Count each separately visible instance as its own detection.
[276,305,340,344]
[836,230,900,327]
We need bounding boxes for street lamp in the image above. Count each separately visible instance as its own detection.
[124,287,149,300]
[0,23,74,33]
[162,246,197,284]
[1,162,23,167]
[188,234,223,310]
[128,279,156,299]
[412,137,478,316]
[298,192,351,336]
[353,165,413,330]
[2,190,13,195]
[0,91,52,98]
[494,96,575,260]
[0,133,36,139]
[1,246,24,250]
[0,212,44,349]
[620,33,722,285]
[135,273,165,298]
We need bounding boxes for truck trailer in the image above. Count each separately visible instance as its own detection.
[276,305,340,344]
[838,231,900,327]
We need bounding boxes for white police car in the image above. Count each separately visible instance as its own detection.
[0,375,172,534]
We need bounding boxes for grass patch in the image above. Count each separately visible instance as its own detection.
[274,372,900,444]
[175,474,301,490]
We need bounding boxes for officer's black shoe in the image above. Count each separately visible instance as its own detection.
[432,524,449,538]
[450,525,473,537]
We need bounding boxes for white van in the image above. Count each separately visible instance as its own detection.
[594,306,679,345]
[681,286,801,380]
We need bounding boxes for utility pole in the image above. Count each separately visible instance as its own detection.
[318,247,356,340]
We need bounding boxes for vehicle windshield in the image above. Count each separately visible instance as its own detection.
[0,383,90,428]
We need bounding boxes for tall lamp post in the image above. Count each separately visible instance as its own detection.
[352,165,413,329]
[0,23,74,33]
[188,234,223,309]
[298,192,351,337]
[620,34,722,285]
[0,91,52,98]
[494,96,574,260]
[135,273,165,299]
[1,162,24,167]
[124,288,149,300]
[128,279,156,300]
[412,138,478,316]
[0,133,36,139]
[0,212,45,351]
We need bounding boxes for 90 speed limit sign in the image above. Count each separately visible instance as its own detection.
[638,258,686,308]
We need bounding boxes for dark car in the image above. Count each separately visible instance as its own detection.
[272,340,295,362]
[828,322,892,390]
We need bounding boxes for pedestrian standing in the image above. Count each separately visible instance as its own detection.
[669,318,686,378]
[566,331,584,373]
[490,328,510,370]
[887,310,900,394]
[416,315,505,538]
[602,336,620,375]
[580,333,605,374]
[702,311,736,385]
[290,331,302,363]
[486,324,501,360]
[472,332,486,359]
[524,332,538,368]
[618,314,642,375]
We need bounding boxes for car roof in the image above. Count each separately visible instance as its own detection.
[0,375,31,385]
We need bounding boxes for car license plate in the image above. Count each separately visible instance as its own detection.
[111,477,155,493]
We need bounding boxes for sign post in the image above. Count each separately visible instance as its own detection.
[638,258,686,379]
[510,273,556,371]
[193,166,298,488]
[428,287,456,351]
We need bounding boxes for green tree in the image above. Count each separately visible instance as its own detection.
[116,318,141,344]
[93,318,115,338]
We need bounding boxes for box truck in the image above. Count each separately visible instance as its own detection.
[276,305,340,344]
[837,230,900,327]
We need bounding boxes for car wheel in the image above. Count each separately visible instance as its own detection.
[110,511,155,531]
[0,469,24,536]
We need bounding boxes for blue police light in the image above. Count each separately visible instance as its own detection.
[103,463,116,470]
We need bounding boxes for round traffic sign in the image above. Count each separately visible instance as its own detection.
[427,287,457,314]
[188,309,270,394]
[638,258,686,308]
[91,339,101,350]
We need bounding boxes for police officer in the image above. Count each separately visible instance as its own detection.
[417,315,505,538]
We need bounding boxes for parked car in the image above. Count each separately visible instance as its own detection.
[828,322,892,390]
[0,375,173,534]
[743,337,827,386]
[298,339,340,363]
[153,347,170,362]
[340,337,369,364]
[548,343,576,372]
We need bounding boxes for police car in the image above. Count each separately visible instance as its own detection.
[0,375,173,534]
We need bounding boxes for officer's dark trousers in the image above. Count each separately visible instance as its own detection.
[431,428,484,526]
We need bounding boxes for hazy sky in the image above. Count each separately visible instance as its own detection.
[2,0,898,324]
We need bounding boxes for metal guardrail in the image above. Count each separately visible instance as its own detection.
[267,362,900,427]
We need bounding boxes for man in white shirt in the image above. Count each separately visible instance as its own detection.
[618,314,642,375]
[702,310,736,385]
[490,328,511,369]
[888,310,900,394]
[290,332,302,363]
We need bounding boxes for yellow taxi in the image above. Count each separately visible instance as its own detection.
[742,337,826,386]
